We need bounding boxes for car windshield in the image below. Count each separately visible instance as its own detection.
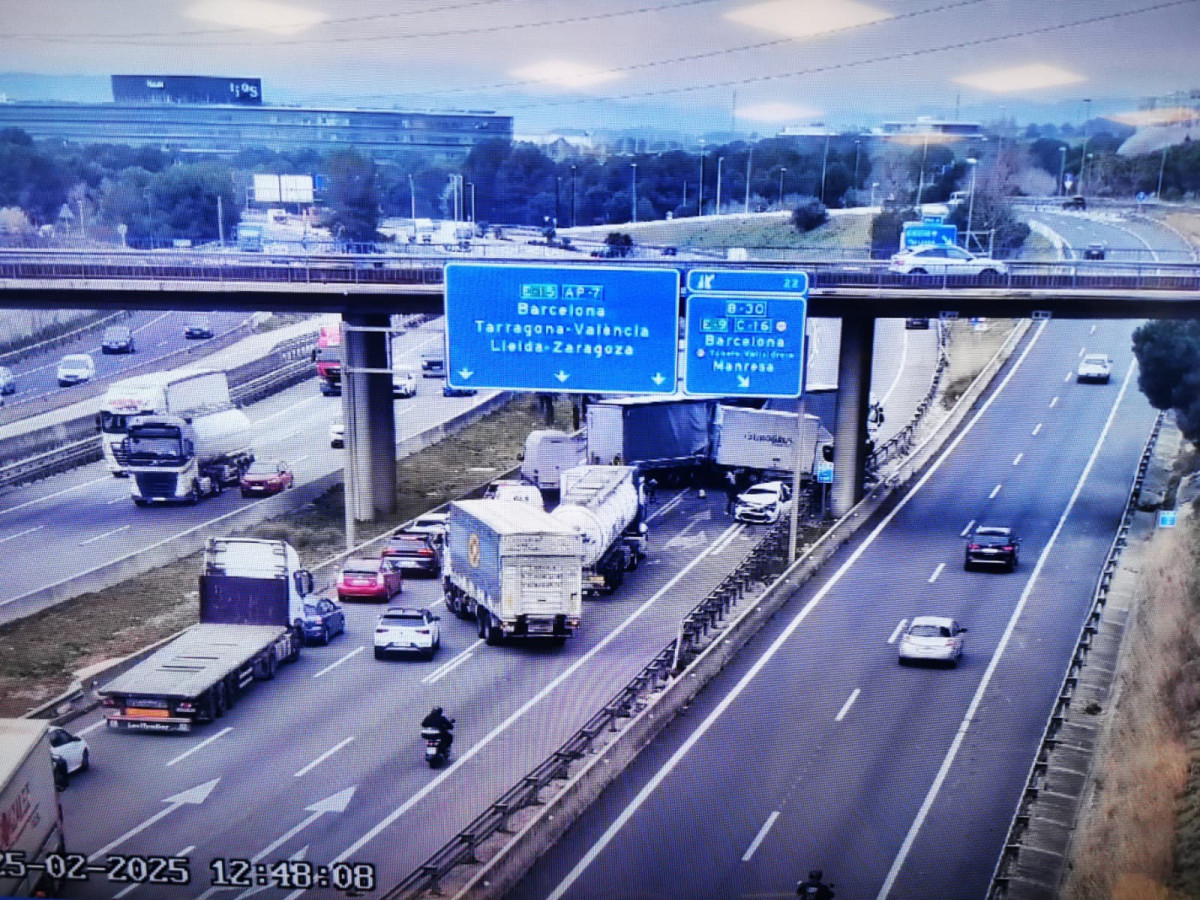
[1083,355,1108,365]
[303,604,320,616]
[344,564,378,576]
[976,527,1009,536]
[414,517,444,528]
[744,487,776,497]
[61,357,90,369]
[910,625,952,638]
[104,328,127,339]
[246,461,280,475]
[383,612,423,623]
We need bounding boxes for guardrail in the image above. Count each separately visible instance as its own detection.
[3,248,1200,293]
[869,321,951,471]
[986,409,1167,898]
[0,310,132,366]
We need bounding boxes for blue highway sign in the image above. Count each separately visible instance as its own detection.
[444,263,680,393]
[1160,510,1178,528]
[684,292,807,398]
[686,269,808,296]
[902,222,958,248]
[816,461,834,484]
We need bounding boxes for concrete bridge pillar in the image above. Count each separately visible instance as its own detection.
[831,316,875,518]
[341,313,397,528]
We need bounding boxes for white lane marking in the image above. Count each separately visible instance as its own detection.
[397,335,440,359]
[1012,452,1024,466]
[879,326,911,408]
[540,321,1050,900]
[79,524,130,546]
[1032,423,1043,436]
[253,395,323,428]
[741,811,781,862]
[1090,324,1097,334]
[0,475,111,518]
[424,649,476,686]
[0,525,43,544]
[77,719,106,736]
[927,563,945,584]
[988,484,1002,500]
[887,619,909,645]
[318,519,743,872]
[1050,396,1059,408]
[646,491,685,522]
[959,520,975,538]
[1064,372,1074,383]
[166,727,232,768]
[878,357,1137,898]
[708,522,746,556]
[106,495,130,505]
[113,846,195,899]
[293,454,311,464]
[87,779,220,862]
[156,340,170,348]
[1078,347,1086,357]
[313,646,364,679]
[294,737,355,778]
[421,639,484,685]
[835,688,861,722]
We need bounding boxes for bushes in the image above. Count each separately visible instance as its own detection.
[791,198,828,233]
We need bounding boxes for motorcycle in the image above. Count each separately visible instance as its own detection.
[421,724,453,768]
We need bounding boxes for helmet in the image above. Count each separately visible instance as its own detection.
[432,706,443,715]
[808,871,823,882]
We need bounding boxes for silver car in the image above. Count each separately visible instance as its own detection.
[898,616,967,667]
[0,365,14,395]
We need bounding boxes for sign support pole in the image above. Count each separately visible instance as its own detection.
[788,398,806,563]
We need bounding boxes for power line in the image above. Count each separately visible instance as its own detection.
[506,0,1200,110]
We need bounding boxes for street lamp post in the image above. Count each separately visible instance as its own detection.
[631,162,638,223]
[554,176,560,228]
[819,133,830,203]
[469,182,476,224]
[778,167,786,208]
[744,147,753,214]
[870,181,879,207]
[698,148,706,216]
[1084,153,1094,196]
[853,139,861,190]
[716,156,725,216]
[915,131,930,208]
[1057,146,1066,196]
[408,173,416,219]
[570,165,578,228]
[1157,144,1169,199]
[965,157,978,250]
[1079,98,1092,195]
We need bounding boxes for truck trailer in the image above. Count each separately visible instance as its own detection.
[99,539,312,731]
[442,500,583,644]
[586,396,713,481]
[0,720,65,898]
[119,410,254,505]
[712,406,834,480]
[551,465,647,594]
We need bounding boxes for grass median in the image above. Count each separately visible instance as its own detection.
[0,394,573,718]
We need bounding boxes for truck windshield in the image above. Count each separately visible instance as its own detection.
[99,411,137,433]
[125,435,184,458]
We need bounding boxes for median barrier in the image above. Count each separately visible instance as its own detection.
[395,319,1038,900]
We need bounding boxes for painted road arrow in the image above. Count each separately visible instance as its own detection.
[88,779,220,862]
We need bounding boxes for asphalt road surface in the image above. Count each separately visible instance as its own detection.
[508,316,1156,900]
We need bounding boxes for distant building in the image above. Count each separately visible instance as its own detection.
[877,118,983,140]
[0,74,512,163]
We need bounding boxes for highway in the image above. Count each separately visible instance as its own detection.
[37,324,938,899]
[507,315,1156,900]
[0,309,251,419]
[0,318,495,622]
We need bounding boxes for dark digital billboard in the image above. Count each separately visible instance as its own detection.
[111,75,263,105]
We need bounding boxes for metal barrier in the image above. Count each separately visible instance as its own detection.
[0,310,132,366]
[386,514,795,899]
[869,321,951,471]
[986,409,1167,898]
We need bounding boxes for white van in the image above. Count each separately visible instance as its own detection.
[485,480,544,507]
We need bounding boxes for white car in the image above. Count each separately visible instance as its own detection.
[898,616,967,667]
[733,481,791,525]
[48,727,90,776]
[57,353,96,386]
[888,245,1008,277]
[392,366,418,398]
[407,512,449,544]
[374,607,441,660]
[330,419,345,448]
[1077,353,1113,384]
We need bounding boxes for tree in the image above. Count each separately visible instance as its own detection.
[1131,320,1200,446]
[870,205,919,257]
[147,163,238,245]
[791,198,828,232]
[603,232,633,257]
[325,149,379,242]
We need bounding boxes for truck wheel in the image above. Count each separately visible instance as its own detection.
[80,749,90,772]
[186,483,199,505]
[133,498,148,507]
[212,683,226,718]
[288,626,304,660]
[258,653,277,680]
[477,610,488,640]
[224,675,239,708]
[374,647,385,660]
[485,614,503,646]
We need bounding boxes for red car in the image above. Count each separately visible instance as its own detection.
[240,459,294,498]
[337,557,403,602]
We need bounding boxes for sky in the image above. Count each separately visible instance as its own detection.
[1,0,1198,136]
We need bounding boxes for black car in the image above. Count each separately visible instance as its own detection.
[101,325,135,354]
[381,531,442,576]
[1083,243,1106,260]
[965,525,1020,572]
[1063,195,1086,210]
[905,317,930,329]
[443,383,477,397]
[184,316,214,339]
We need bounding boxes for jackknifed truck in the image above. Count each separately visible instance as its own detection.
[550,465,647,594]
[99,538,313,732]
[443,500,584,644]
[0,719,65,898]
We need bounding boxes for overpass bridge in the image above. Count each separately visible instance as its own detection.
[3,249,1194,521]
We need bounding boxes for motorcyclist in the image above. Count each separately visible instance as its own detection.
[421,706,455,754]
[796,870,834,900]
